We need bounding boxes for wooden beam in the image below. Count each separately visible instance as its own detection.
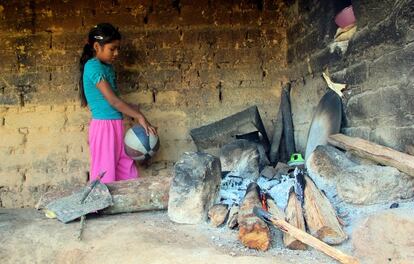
[328,133,414,177]
[238,183,271,251]
[303,176,348,245]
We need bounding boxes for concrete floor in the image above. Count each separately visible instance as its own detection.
[0,209,334,264]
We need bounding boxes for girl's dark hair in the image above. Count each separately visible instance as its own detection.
[79,23,121,107]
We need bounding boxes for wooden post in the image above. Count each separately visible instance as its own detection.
[238,183,271,251]
[303,176,347,244]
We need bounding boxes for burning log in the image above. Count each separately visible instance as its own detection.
[303,176,347,244]
[36,176,171,214]
[328,133,414,177]
[238,183,271,251]
[283,188,307,250]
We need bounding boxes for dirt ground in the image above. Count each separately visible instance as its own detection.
[0,209,336,264]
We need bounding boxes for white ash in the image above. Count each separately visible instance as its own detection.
[266,174,296,210]
[219,170,296,210]
[219,173,252,206]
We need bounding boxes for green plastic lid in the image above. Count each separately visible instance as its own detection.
[288,153,305,166]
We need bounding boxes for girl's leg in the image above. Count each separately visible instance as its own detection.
[88,119,117,183]
[113,120,139,181]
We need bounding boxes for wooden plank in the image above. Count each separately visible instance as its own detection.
[303,176,348,245]
[328,133,414,177]
[254,207,359,264]
[238,183,271,251]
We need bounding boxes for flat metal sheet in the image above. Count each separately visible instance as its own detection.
[46,181,113,223]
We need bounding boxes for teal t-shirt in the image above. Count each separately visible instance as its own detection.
[83,58,122,120]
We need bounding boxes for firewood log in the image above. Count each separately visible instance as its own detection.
[303,176,347,244]
[36,176,171,214]
[238,183,271,251]
[283,188,307,250]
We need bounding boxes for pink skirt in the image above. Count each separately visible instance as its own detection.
[88,119,138,183]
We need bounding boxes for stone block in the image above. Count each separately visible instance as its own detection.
[168,152,221,224]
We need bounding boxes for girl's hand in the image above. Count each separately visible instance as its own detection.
[137,115,157,136]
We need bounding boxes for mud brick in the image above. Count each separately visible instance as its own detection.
[51,33,85,50]
[180,5,212,26]
[230,10,261,26]
[331,61,368,85]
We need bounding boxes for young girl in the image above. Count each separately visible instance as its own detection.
[79,23,157,183]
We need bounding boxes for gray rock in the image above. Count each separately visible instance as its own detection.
[219,139,260,181]
[307,145,414,205]
[168,152,222,224]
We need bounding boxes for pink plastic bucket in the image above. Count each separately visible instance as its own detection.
[335,5,356,28]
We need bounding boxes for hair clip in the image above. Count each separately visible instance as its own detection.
[94,36,104,40]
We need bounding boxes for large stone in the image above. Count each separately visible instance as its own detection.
[219,139,260,181]
[168,152,222,224]
[306,145,356,179]
[352,208,414,263]
[307,145,414,204]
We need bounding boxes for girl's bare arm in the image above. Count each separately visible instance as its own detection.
[96,80,157,135]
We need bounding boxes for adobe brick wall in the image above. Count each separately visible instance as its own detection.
[286,0,414,154]
[0,1,288,207]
